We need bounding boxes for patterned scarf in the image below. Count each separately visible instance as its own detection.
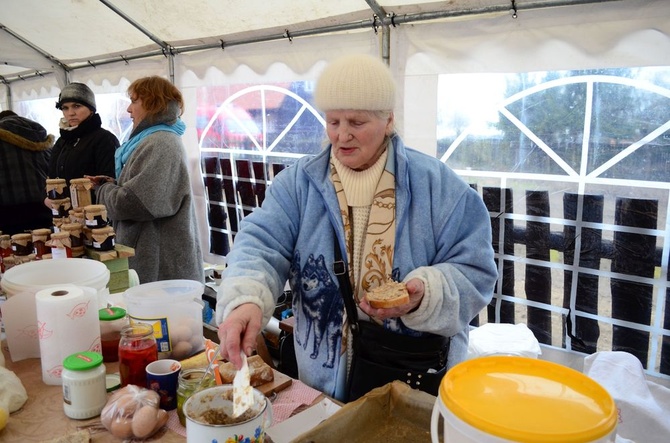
[330,146,397,304]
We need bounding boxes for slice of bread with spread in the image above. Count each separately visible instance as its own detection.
[366,281,410,308]
[218,354,274,386]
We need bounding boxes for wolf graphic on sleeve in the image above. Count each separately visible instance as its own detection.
[290,252,343,368]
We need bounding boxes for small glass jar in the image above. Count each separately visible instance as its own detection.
[46,178,68,199]
[50,197,72,218]
[48,231,72,258]
[84,204,108,228]
[92,225,115,251]
[118,323,158,388]
[176,368,216,426]
[99,307,128,363]
[62,351,107,419]
[11,233,33,256]
[61,223,85,257]
[0,234,11,257]
[31,228,51,259]
[2,255,17,272]
[69,207,86,225]
[69,177,93,209]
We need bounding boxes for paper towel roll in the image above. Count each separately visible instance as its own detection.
[35,285,102,385]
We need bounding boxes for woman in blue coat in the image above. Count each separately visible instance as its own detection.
[216,54,498,401]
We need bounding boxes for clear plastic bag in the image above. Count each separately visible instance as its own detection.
[100,384,168,440]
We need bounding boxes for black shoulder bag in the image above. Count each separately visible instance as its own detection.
[333,237,450,402]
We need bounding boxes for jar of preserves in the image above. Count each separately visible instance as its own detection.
[118,323,158,388]
[49,197,72,218]
[48,231,72,258]
[176,368,216,426]
[62,351,107,419]
[99,307,128,363]
[31,228,51,259]
[11,233,33,256]
[91,225,115,251]
[46,178,68,199]
[69,177,93,208]
[84,204,108,228]
[61,223,85,257]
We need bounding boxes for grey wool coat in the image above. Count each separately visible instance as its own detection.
[96,103,204,285]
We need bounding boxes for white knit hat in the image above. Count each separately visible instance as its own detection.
[314,54,396,112]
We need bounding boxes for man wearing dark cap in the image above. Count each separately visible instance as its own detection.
[47,82,119,195]
[0,110,55,234]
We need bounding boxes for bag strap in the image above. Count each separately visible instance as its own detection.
[333,235,360,334]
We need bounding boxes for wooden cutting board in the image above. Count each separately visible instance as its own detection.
[257,369,293,397]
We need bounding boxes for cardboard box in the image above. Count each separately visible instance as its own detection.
[292,381,435,443]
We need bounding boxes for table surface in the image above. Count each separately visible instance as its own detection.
[2,343,184,442]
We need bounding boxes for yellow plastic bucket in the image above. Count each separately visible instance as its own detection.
[431,356,617,443]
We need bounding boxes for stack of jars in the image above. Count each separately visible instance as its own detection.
[84,204,115,252]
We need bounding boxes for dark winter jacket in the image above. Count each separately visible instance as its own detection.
[0,115,55,234]
[48,113,119,183]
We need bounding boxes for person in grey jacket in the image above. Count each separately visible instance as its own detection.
[0,111,55,234]
[89,76,204,285]
[216,54,498,401]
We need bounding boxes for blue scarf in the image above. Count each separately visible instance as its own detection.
[115,118,186,178]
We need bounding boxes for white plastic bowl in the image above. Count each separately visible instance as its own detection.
[1,258,110,302]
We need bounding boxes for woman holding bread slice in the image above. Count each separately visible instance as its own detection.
[216,54,498,402]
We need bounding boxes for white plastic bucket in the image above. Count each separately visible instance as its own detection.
[430,356,617,443]
[123,279,205,360]
[1,258,110,306]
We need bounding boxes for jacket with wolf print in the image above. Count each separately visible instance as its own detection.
[216,134,498,400]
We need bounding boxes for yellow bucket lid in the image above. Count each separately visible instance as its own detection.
[440,356,617,443]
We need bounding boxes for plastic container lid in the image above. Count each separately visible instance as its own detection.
[123,279,204,306]
[106,374,121,392]
[63,351,103,371]
[99,306,127,321]
[440,356,617,443]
